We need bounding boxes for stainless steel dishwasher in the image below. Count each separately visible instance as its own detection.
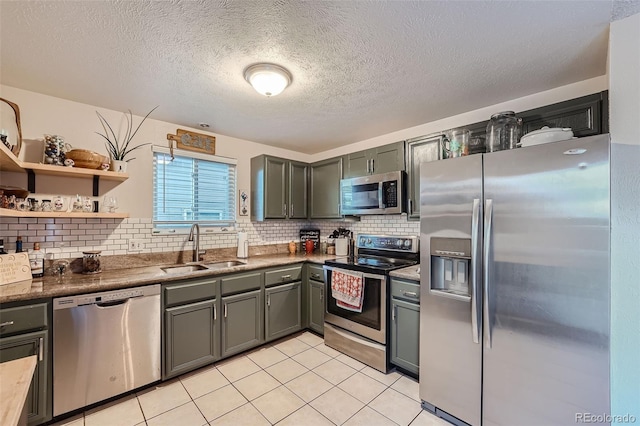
[53,284,161,416]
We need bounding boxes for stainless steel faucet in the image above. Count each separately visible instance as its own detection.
[188,223,204,262]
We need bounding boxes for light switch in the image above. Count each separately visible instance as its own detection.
[444,259,453,281]
[457,260,467,284]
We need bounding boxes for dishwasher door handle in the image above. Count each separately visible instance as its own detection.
[95,299,129,308]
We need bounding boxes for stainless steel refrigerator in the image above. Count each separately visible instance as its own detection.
[419,135,610,426]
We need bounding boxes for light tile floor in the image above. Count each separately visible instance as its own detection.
[52,331,450,426]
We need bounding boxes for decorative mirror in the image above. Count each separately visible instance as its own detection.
[0,97,22,156]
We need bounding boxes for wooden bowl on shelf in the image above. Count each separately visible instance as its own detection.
[65,149,107,170]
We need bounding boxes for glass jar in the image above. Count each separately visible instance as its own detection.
[82,250,101,274]
[41,199,52,212]
[486,111,522,152]
[42,134,71,166]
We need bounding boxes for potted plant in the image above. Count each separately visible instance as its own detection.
[96,106,158,172]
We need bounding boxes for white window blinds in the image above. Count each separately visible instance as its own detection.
[153,147,237,229]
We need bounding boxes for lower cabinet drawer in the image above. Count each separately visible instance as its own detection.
[265,265,302,287]
[390,279,420,304]
[220,272,262,295]
[164,278,217,307]
[0,303,48,336]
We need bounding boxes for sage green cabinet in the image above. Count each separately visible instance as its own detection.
[309,156,343,219]
[0,330,50,426]
[390,278,420,375]
[308,280,325,335]
[265,282,301,342]
[163,278,219,379]
[164,299,218,379]
[221,289,263,357]
[289,161,309,219]
[405,135,443,219]
[250,155,308,220]
[344,141,405,178]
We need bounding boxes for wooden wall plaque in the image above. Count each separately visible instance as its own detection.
[167,129,215,155]
[0,253,32,285]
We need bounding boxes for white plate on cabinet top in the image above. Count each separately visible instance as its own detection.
[521,126,574,147]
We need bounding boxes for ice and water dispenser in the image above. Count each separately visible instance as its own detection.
[430,237,471,299]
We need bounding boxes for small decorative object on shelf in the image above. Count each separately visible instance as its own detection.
[53,195,67,212]
[72,194,83,212]
[82,250,101,274]
[82,196,93,212]
[43,134,72,165]
[41,199,52,212]
[96,106,158,170]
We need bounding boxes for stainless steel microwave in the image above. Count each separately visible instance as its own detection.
[340,171,406,215]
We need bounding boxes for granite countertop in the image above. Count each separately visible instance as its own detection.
[0,253,340,304]
[389,264,421,282]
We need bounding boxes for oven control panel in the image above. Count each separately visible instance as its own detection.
[357,234,419,253]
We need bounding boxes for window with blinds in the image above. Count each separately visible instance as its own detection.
[153,148,237,231]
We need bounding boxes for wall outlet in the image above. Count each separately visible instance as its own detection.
[128,239,144,252]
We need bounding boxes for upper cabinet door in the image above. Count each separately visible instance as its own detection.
[344,141,405,178]
[310,157,343,219]
[372,141,405,174]
[344,150,369,178]
[289,161,308,219]
[264,157,288,219]
[406,135,442,220]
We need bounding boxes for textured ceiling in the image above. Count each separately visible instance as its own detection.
[0,1,619,154]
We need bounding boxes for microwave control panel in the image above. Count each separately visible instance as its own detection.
[382,181,398,207]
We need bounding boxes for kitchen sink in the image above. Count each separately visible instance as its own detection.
[161,264,209,274]
[204,260,246,269]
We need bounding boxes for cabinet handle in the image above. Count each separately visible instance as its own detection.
[281,274,292,281]
[290,204,294,217]
[311,273,320,279]
[267,294,271,307]
[402,291,419,299]
[213,305,217,321]
[408,199,413,214]
[320,289,323,302]
[367,159,371,174]
[0,321,14,327]
[38,337,44,361]
[392,305,397,322]
[283,203,287,216]
[223,304,228,318]
[371,158,374,173]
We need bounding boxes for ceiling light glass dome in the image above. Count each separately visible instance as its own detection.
[244,63,292,97]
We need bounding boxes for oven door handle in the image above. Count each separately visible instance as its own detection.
[378,182,385,209]
[322,265,387,281]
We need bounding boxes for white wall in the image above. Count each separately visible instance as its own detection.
[0,85,313,218]
[609,12,640,419]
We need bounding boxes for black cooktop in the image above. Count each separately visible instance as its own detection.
[325,255,417,273]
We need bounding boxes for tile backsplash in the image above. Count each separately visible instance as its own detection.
[0,215,419,259]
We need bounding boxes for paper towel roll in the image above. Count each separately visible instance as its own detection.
[237,232,249,258]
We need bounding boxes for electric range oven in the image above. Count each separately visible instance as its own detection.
[323,234,419,372]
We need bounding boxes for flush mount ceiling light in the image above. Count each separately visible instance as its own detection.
[244,63,292,97]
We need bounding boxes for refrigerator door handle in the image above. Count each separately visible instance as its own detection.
[483,198,493,349]
[471,198,481,344]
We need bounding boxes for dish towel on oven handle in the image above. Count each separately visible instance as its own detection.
[331,268,365,313]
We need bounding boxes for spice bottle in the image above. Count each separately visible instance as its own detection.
[15,236,23,253]
[29,242,44,278]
